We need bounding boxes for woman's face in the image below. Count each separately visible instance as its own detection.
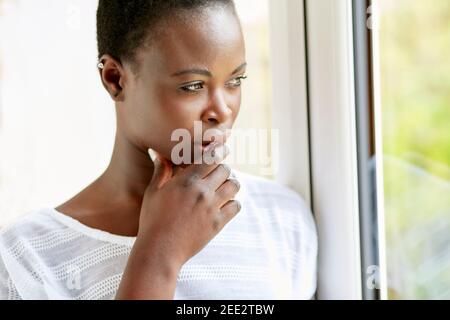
[118,5,246,163]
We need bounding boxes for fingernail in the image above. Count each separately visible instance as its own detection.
[148,148,157,160]
[233,178,241,189]
[222,164,231,173]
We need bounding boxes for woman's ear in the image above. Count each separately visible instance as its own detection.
[98,54,126,102]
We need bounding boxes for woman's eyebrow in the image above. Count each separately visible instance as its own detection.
[230,62,247,75]
[171,63,247,78]
[171,68,212,77]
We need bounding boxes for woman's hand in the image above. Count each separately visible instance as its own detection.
[116,142,241,299]
[139,142,241,266]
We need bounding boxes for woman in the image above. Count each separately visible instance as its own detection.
[0,0,317,300]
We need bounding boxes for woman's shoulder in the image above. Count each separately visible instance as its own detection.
[0,208,71,243]
[1,208,56,237]
[230,169,318,293]
[0,207,92,265]
[0,207,135,250]
[0,208,72,299]
[231,169,316,231]
[0,208,130,300]
[232,169,311,211]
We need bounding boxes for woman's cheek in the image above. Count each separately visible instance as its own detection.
[166,99,205,128]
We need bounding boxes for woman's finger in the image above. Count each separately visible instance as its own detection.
[215,178,240,207]
[219,200,242,224]
[181,142,230,181]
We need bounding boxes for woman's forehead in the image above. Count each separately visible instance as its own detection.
[138,6,245,76]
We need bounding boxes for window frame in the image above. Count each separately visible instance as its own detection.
[268,0,312,206]
[367,0,389,300]
[305,0,363,299]
[269,0,365,300]
[269,0,393,300]
[351,0,389,300]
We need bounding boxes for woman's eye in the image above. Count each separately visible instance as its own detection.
[226,75,248,88]
[179,75,247,93]
[179,82,204,93]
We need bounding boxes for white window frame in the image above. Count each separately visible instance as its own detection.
[306,0,363,300]
[269,0,367,299]
[268,0,311,205]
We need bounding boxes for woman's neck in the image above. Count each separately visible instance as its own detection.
[56,129,155,237]
[101,129,155,201]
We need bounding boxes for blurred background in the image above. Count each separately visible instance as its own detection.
[0,0,448,300]
[378,0,450,299]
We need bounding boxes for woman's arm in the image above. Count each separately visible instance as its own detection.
[115,233,180,299]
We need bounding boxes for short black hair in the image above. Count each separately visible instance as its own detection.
[96,0,235,69]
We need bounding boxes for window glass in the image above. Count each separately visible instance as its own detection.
[377,0,450,299]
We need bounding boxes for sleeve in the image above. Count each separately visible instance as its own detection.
[290,196,319,300]
[0,246,22,300]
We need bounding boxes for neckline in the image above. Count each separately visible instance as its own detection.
[46,207,137,247]
[44,169,247,248]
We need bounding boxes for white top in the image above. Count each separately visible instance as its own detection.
[0,170,318,300]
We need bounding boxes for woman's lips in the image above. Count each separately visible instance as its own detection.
[197,136,227,148]
[194,130,231,152]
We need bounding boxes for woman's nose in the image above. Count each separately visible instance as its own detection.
[202,91,233,124]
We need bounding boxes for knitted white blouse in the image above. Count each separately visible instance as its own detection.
[0,170,318,300]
